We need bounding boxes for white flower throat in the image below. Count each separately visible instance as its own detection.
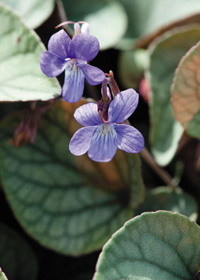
[100,124,115,136]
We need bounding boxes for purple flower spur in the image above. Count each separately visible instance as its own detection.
[40,27,105,103]
[69,88,144,162]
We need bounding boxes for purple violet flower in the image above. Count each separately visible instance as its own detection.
[40,29,105,103]
[69,88,144,162]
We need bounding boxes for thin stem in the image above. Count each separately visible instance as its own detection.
[55,21,75,29]
[98,110,107,123]
[140,147,179,189]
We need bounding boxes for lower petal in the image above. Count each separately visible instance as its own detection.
[69,126,96,156]
[62,62,85,103]
[40,51,66,77]
[88,124,118,162]
[78,63,105,85]
[115,124,144,153]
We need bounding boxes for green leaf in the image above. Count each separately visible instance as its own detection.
[0,100,145,256]
[171,41,200,140]
[0,4,61,102]
[62,0,127,50]
[0,268,8,280]
[93,211,200,280]
[118,49,148,89]
[1,0,56,29]
[118,0,200,49]
[136,187,198,221]
[148,25,200,166]
[0,223,38,280]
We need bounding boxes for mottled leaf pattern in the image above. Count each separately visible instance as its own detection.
[0,100,144,256]
[94,211,200,280]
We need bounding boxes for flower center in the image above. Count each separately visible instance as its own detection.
[102,124,108,135]
[100,124,115,137]
[73,59,77,71]
[65,58,77,71]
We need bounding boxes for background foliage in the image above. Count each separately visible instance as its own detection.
[0,0,200,279]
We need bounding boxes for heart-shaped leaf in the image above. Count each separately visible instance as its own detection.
[62,0,127,50]
[136,187,198,221]
[0,223,38,280]
[2,0,56,28]
[117,0,200,49]
[171,41,200,140]
[0,99,145,256]
[0,268,8,280]
[148,25,200,166]
[0,4,61,102]
[93,211,200,280]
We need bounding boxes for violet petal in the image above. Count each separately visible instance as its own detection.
[108,89,139,123]
[68,34,100,61]
[62,61,85,103]
[88,124,118,162]
[48,29,71,59]
[69,126,96,156]
[40,51,67,77]
[74,103,102,126]
[115,124,144,153]
[78,64,105,85]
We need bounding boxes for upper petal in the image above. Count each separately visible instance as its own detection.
[74,103,102,126]
[48,29,71,59]
[40,51,67,77]
[68,34,100,61]
[69,126,96,156]
[62,61,85,103]
[108,89,139,123]
[88,124,118,162]
[78,64,105,85]
[115,124,144,153]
